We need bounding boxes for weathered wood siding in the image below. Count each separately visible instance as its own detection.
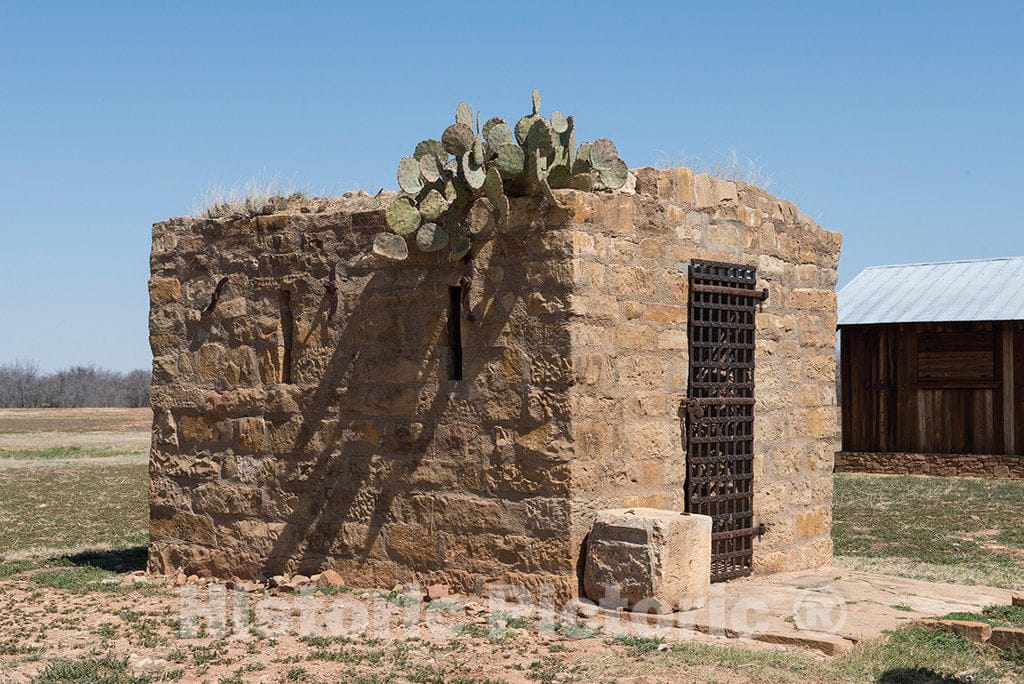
[841,321,1023,455]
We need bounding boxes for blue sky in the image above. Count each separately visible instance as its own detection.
[1,1,1021,371]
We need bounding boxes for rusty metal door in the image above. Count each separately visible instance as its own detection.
[685,260,767,582]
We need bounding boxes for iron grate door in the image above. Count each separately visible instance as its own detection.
[685,260,766,582]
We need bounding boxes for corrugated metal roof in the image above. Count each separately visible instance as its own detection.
[838,256,1024,326]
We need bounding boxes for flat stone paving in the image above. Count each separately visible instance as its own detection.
[577,567,1015,655]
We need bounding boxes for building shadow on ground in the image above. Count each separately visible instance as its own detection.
[64,545,148,573]
[877,668,974,684]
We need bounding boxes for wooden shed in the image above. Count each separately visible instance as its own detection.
[835,257,1024,478]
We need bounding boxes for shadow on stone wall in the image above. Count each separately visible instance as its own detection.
[261,250,535,579]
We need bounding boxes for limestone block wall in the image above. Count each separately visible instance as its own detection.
[560,167,841,577]
[148,194,583,600]
[148,167,841,597]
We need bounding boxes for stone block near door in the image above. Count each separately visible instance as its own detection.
[583,508,712,614]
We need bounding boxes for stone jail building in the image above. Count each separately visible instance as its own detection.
[148,168,842,602]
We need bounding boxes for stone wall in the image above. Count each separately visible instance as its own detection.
[836,451,1024,479]
[148,167,841,597]
[148,194,584,601]
[559,168,841,577]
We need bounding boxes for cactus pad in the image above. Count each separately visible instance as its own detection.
[419,154,441,183]
[482,168,509,221]
[414,139,446,163]
[415,222,449,252]
[397,156,424,194]
[494,143,525,177]
[373,232,409,261]
[525,118,555,152]
[550,111,569,133]
[515,114,542,146]
[385,197,421,235]
[578,141,593,162]
[419,189,448,221]
[449,228,472,260]
[461,151,487,190]
[588,138,619,171]
[531,89,541,115]
[599,157,629,189]
[567,173,595,191]
[466,197,496,236]
[483,117,514,146]
[455,101,474,129]
[442,123,475,155]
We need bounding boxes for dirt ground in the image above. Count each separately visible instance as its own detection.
[1,409,1022,682]
[0,570,806,684]
[0,407,152,434]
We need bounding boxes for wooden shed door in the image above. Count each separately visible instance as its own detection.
[685,260,766,582]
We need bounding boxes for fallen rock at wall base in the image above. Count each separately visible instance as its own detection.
[426,584,450,601]
[583,508,712,614]
[751,630,855,656]
[317,570,345,587]
[990,627,1024,651]
[916,619,992,643]
[574,599,600,619]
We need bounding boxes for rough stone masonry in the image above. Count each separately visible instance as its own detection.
[148,167,842,604]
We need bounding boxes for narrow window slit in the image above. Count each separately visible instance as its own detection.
[280,289,294,384]
[448,286,463,381]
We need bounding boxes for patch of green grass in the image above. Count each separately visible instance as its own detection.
[610,634,664,657]
[833,473,1024,589]
[404,665,447,683]
[553,621,601,640]
[456,623,494,639]
[662,640,825,682]
[0,444,146,459]
[425,598,461,612]
[0,639,44,657]
[0,460,148,556]
[834,626,1002,683]
[31,565,119,592]
[314,583,351,595]
[382,590,420,607]
[490,611,531,629]
[936,605,1024,628]
[0,559,38,577]
[891,604,914,612]
[308,646,361,663]
[34,655,151,684]
[642,625,1018,683]
[526,656,579,683]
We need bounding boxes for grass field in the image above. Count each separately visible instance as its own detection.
[834,474,1024,590]
[0,409,1022,683]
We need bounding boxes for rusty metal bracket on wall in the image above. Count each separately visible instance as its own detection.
[203,276,229,315]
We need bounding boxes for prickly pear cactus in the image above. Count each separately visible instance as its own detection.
[376,90,629,262]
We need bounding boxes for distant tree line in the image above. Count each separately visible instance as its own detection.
[0,360,149,408]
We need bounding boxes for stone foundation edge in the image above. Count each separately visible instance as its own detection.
[835,451,1024,479]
